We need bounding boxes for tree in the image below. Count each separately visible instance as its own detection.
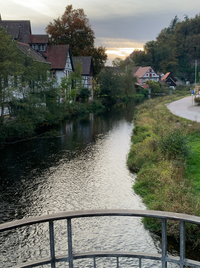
[60,62,83,102]
[122,68,137,97]
[98,68,123,106]
[0,27,23,123]
[146,80,161,93]
[46,5,107,75]
[112,57,125,70]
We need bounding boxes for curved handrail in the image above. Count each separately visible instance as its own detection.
[1,209,200,268]
[1,209,200,231]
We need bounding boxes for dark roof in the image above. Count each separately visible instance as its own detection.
[0,20,31,44]
[45,45,72,70]
[29,34,49,44]
[161,72,177,83]
[72,56,94,76]
[17,42,50,64]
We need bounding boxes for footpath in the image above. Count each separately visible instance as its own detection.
[166,95,200,122]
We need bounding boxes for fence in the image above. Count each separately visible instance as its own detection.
[1,209,200,268]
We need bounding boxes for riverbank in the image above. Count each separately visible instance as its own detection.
[127,95,200,247]
[0,94,146,148]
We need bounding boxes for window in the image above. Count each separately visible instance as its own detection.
[52,71,56,79]
[149,69,152,72]
[40,45,45,51]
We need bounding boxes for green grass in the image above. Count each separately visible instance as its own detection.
[186,134,200,195]
[127,95,200,245]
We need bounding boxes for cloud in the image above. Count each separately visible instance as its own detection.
[12,0,56,17]
[2,0,200,65]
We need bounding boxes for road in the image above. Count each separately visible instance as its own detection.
[166,95,200,122]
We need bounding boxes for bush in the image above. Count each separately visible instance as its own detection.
[158,128,191,160]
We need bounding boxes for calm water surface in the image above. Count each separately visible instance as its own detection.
[1,102,179,267]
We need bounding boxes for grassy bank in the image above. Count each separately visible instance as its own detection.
[127,95,200,247]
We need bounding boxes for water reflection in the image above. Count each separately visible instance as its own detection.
[0,101,178,267]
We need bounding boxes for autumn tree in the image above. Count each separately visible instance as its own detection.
[46,5,107,75]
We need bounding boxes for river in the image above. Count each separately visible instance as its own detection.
[0,101,180,267]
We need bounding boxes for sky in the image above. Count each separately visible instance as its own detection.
[1,0,200,65]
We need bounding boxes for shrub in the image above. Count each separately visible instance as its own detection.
[158,128,191,160]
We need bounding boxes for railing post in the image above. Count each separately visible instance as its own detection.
[162,218,167,268]
[139,258,142,268]
[67,218,73,268]
[180,221,185,268]
[49,221,56,268]
[117,257,119,268]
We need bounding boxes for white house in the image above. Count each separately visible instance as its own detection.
[44,45,74,83]
[133,66,159,85]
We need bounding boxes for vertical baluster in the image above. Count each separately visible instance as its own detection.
[67,218,73,268]
[162,218,167,268]
[180,221,185,268]
[116,257,119,268]
[94,257,96,268]
[49,221,56,268]
[139,258,142,268]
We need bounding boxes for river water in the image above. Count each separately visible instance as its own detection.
[0,101,180,267]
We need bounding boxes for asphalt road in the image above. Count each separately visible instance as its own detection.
[166,95,200,122]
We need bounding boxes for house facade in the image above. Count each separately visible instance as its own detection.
[161,72,177,87]
[133,66,159,85]
[44,45,74,83]
[72,56,94,100]
[29,34,49,55]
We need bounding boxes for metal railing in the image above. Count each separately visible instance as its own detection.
[1,209,200,268]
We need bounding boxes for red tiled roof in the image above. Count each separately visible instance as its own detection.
[45,45,69,69]
[161,72,170,81]
[17,42,50,64]
[29,34,49,44]
[132,66,141,75]
[134,66,151,78]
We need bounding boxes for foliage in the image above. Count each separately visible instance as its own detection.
[158,128,191,160]
[145,80,161,93]
[0,27,23,122]
[130,14,200,82]
[122,68,137,96]
[88,100,105,112]
[97,68,123,106]
[127,96,200,245]
[46,5,107,75]
[78,87,91,102]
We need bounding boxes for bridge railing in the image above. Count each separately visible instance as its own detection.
[1,209,200,268]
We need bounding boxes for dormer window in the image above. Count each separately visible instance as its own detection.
[40,45,45,51]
